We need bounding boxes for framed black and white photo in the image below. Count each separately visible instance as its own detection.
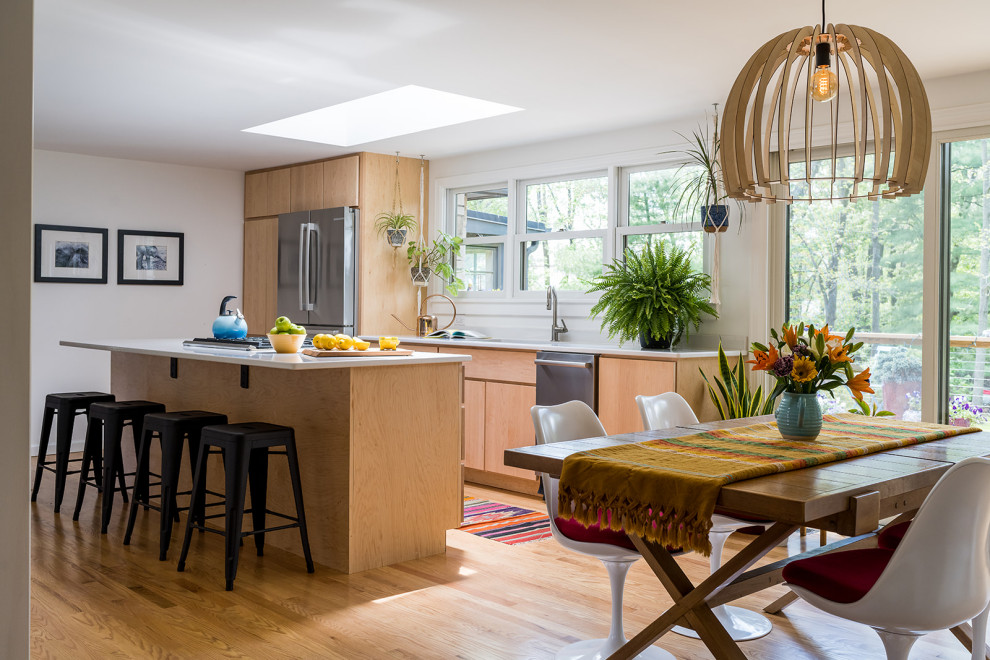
[34,224,108,284]
[117,230,184,285]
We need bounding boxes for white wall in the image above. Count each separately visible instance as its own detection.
[1,0,33,653]
[31,150,244,453]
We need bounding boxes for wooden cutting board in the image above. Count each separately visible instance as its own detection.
[301,347,414,358]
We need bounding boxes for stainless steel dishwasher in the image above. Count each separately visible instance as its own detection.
[535,351,599,411]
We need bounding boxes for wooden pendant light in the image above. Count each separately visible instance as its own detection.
[720,23,931,203]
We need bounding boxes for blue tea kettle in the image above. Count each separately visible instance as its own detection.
[212,295,248,339]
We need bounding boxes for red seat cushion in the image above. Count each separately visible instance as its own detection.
[554,516,638,551]
[782,548,894,604]
[878,521,911,550]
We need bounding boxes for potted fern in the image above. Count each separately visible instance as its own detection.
[587,238,718,349]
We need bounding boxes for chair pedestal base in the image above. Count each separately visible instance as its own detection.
[555,638,674,660]
[874,629,922,660]
[671,604,773,641]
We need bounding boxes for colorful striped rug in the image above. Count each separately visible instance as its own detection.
[460,497,553,545]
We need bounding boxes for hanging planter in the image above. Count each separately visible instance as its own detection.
[386,227,408,247]
[410,265,432,286]
[701,204,729,233]
[374,153,418,249]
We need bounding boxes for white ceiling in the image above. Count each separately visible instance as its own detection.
[33,0,990,171]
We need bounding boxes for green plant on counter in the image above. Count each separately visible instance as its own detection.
[406,231,464,295]
[700,343,784,420]
[374,211,418,237]
[848,399,896,417]
[586,237,717,347]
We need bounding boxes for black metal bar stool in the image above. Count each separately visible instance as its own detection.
[72,400,166,531]
[32,392,115,513]
[123,410,228,560]
[177,422,315,590]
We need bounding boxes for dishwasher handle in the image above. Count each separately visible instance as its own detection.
[535,359,593,368]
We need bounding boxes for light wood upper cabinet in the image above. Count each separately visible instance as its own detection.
[242,217,278,333]
[324,155,359,208]
[290,163,324,212]
[464,379,486,471]
[483,381,536,479]
[244,172,268,218]
[244,169,290,219]
[268,168,290,215]
[598,357,676,435]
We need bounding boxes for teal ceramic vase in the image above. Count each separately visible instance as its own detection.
[775,392,822,441]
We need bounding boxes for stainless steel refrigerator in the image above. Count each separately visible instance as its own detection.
[277,207,358,334]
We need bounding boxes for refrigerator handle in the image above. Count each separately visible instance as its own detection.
[298,223,307,311]
[309,223,320,309]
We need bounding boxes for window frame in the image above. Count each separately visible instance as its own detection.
[445,182,511,298]
[514,169,612,298]
[439,156,711,302]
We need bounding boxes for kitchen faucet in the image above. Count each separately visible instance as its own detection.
[546,285,568,342]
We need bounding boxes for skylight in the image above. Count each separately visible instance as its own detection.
[243,85,522,147]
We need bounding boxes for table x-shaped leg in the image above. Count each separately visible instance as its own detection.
[607,522,797,660]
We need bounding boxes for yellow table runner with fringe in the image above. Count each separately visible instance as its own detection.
[557,414,980,555]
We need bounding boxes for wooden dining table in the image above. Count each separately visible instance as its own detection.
[503,415,990,660]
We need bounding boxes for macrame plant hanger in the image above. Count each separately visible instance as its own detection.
[390,152,403,252]
[709,104,722,308]
[416,154,426,315]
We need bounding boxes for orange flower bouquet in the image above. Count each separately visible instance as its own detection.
[751,323,873,440]
[750,323,872,399]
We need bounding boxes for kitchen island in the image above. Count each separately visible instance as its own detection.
[62,339,470,574]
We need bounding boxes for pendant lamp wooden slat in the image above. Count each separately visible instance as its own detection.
[720,23,931,203]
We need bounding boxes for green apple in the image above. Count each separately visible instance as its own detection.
[269,326,278,335]
[289,325,306,335]
[275,316,292,332]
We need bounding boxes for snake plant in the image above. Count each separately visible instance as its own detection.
[700,343,784,420]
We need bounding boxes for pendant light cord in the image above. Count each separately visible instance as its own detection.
[822,0,826,31]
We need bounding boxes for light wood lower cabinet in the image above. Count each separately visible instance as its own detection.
[598,357,676,434]
[463,379,486,470]
[483,382,536,480]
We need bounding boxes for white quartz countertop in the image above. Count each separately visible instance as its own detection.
[61,338,471,371]
[366,335,743,360]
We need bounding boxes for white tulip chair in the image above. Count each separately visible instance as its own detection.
[635,392,774,641]
[532,400,675,660]
[783,456,990,660]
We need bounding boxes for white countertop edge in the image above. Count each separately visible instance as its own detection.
[60,339,471,370]
[364,335,744,360]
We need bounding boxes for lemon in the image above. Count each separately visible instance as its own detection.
[323,335,338,350]
[313,334,329,350]
[334,334,355,350]
[353,340,371,351]
[378,336,400,350]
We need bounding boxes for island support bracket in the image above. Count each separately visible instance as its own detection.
[170,358,178,379]
[240,365,249,389]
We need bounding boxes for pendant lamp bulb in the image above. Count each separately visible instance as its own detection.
[810,0,838,103]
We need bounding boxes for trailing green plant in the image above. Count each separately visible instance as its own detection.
[700,343,784,420]
[406,231,464,295]
[848,399,896,417]
[587,237,716,347]
[373,211,418,238]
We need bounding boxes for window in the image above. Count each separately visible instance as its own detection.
[786,153,925,419]
[450,186,508,292]
[446,163,709,296]
[619,164,706,273]
[519,174,608,291]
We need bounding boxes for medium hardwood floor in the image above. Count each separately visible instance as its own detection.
[31,466,976,659]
